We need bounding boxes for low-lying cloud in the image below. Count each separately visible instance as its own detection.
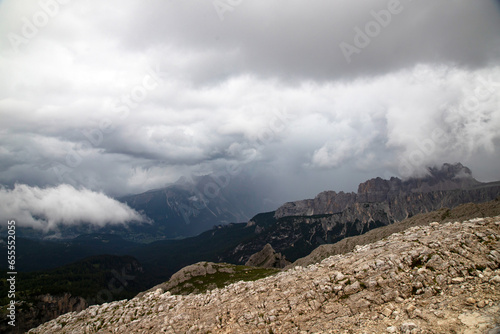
[0,184,146,231]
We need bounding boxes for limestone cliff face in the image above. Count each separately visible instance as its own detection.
[223,202,393,266]
[356,163,482,203]
[274,191,357,218]
[357,177,397,203]
[227,163,499,266]
[274,163,499,224]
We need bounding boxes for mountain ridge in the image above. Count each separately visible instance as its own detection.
[223,163,500,266]
[6,163,499,277]
[275,162,485,218]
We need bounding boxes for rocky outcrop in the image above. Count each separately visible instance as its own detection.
[147,261,235,295]
[34,294,88,321]
[159,262,222,291]
[139,262,279,297]
[30,215,500,333]
[244,243,290,268]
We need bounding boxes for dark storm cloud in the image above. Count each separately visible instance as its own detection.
[120,0,500,82]
[0,0,499,220]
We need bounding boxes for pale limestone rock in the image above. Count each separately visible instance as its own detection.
[387,325,397,333]
[400,321,418,334]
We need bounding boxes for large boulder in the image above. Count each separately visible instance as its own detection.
[245,243,290,268]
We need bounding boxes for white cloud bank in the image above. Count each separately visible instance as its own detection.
[0,184,146,231]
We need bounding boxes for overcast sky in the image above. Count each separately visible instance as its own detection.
[1,0,500,229]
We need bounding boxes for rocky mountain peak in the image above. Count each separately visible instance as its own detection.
[357,163,480,203]
[428,162,473,179]
[356,177,394,203]
[403,162,480,194]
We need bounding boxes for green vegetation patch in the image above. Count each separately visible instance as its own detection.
[168,264,279,295]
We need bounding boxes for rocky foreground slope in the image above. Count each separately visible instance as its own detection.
[31,215,500,333]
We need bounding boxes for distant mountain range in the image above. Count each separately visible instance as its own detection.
[13,173,277,242]
[5,163,499,276]
[115,162,500,244]
[117,174,270,241]
[3,163,500,332]
[219,163,500,264]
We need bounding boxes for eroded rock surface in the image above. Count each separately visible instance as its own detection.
[245,243,290,268]
[30,216,500,334]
